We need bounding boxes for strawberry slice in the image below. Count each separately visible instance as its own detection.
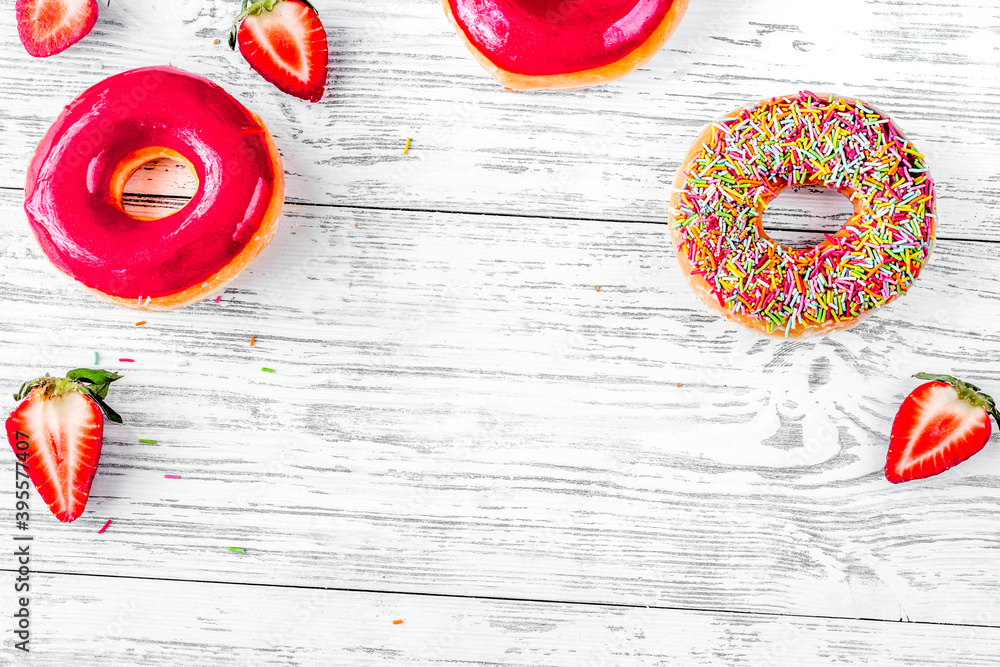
[5,369,122,522]
[885,373,999,483]
[16,0,98,58]
[229,0,328,103]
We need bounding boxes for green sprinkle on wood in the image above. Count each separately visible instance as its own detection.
[139,439,157,444]
[228,547,246,553]
[261,367,274,373]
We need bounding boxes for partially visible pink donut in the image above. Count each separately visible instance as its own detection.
[443,0,689,91]
[25,66,285,311]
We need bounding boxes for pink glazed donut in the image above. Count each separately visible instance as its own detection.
[443,0,689,91]
[24,66,285,311]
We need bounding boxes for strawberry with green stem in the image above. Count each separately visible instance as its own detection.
[230,0,329,102]
[885,373,999,483]
[5,369,122,522]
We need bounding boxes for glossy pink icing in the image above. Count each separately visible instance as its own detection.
[24,66,279,298]
[448,0,673,76]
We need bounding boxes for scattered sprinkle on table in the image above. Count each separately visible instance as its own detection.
[215,295,222,303]
[135,321,146,326]
[403,138,411,155]
[93,351,99,365]
[119,358,135,363]
[213,39,221,45]
[228,547,246,553]
[392,620,403,625]
[164,474,180,479]
[98,519,112,534]
[261,367,274,373]
[595,285,601,292]
[139,439,157,445]
[250,336,256,347]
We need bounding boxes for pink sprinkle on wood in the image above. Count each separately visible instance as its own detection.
[98,519,112,534]
[119,358,135,363]
[215,296,221,303]
[164,474,180,479]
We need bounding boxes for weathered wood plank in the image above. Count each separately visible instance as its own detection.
[3,573,1000,665]
[3,188,999,626]
[0,0,997,239]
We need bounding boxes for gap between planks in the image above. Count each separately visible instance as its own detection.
[2,184,996,247]
[5,568,998,632]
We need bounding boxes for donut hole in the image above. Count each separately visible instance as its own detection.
[761,186,855,249]
[121,157,198,220]
[113,148,198,221]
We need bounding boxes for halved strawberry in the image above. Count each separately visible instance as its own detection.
[229,0,328,102]
[5,369,122,522]
[16,0,98,58]
[885,373,999,483]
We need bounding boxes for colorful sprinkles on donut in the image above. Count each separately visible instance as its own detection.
[670,92,936,337]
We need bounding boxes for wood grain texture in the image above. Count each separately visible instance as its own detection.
[3,0,1000,661]
[4,188,999,628]
[0,0,997,239]
[4,573,1000,666]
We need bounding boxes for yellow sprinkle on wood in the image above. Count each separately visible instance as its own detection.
[403,138,411,155]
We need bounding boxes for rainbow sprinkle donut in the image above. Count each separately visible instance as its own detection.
[669,92,936,338]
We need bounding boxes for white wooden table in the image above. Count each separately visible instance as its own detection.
[3,0,1000,664]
